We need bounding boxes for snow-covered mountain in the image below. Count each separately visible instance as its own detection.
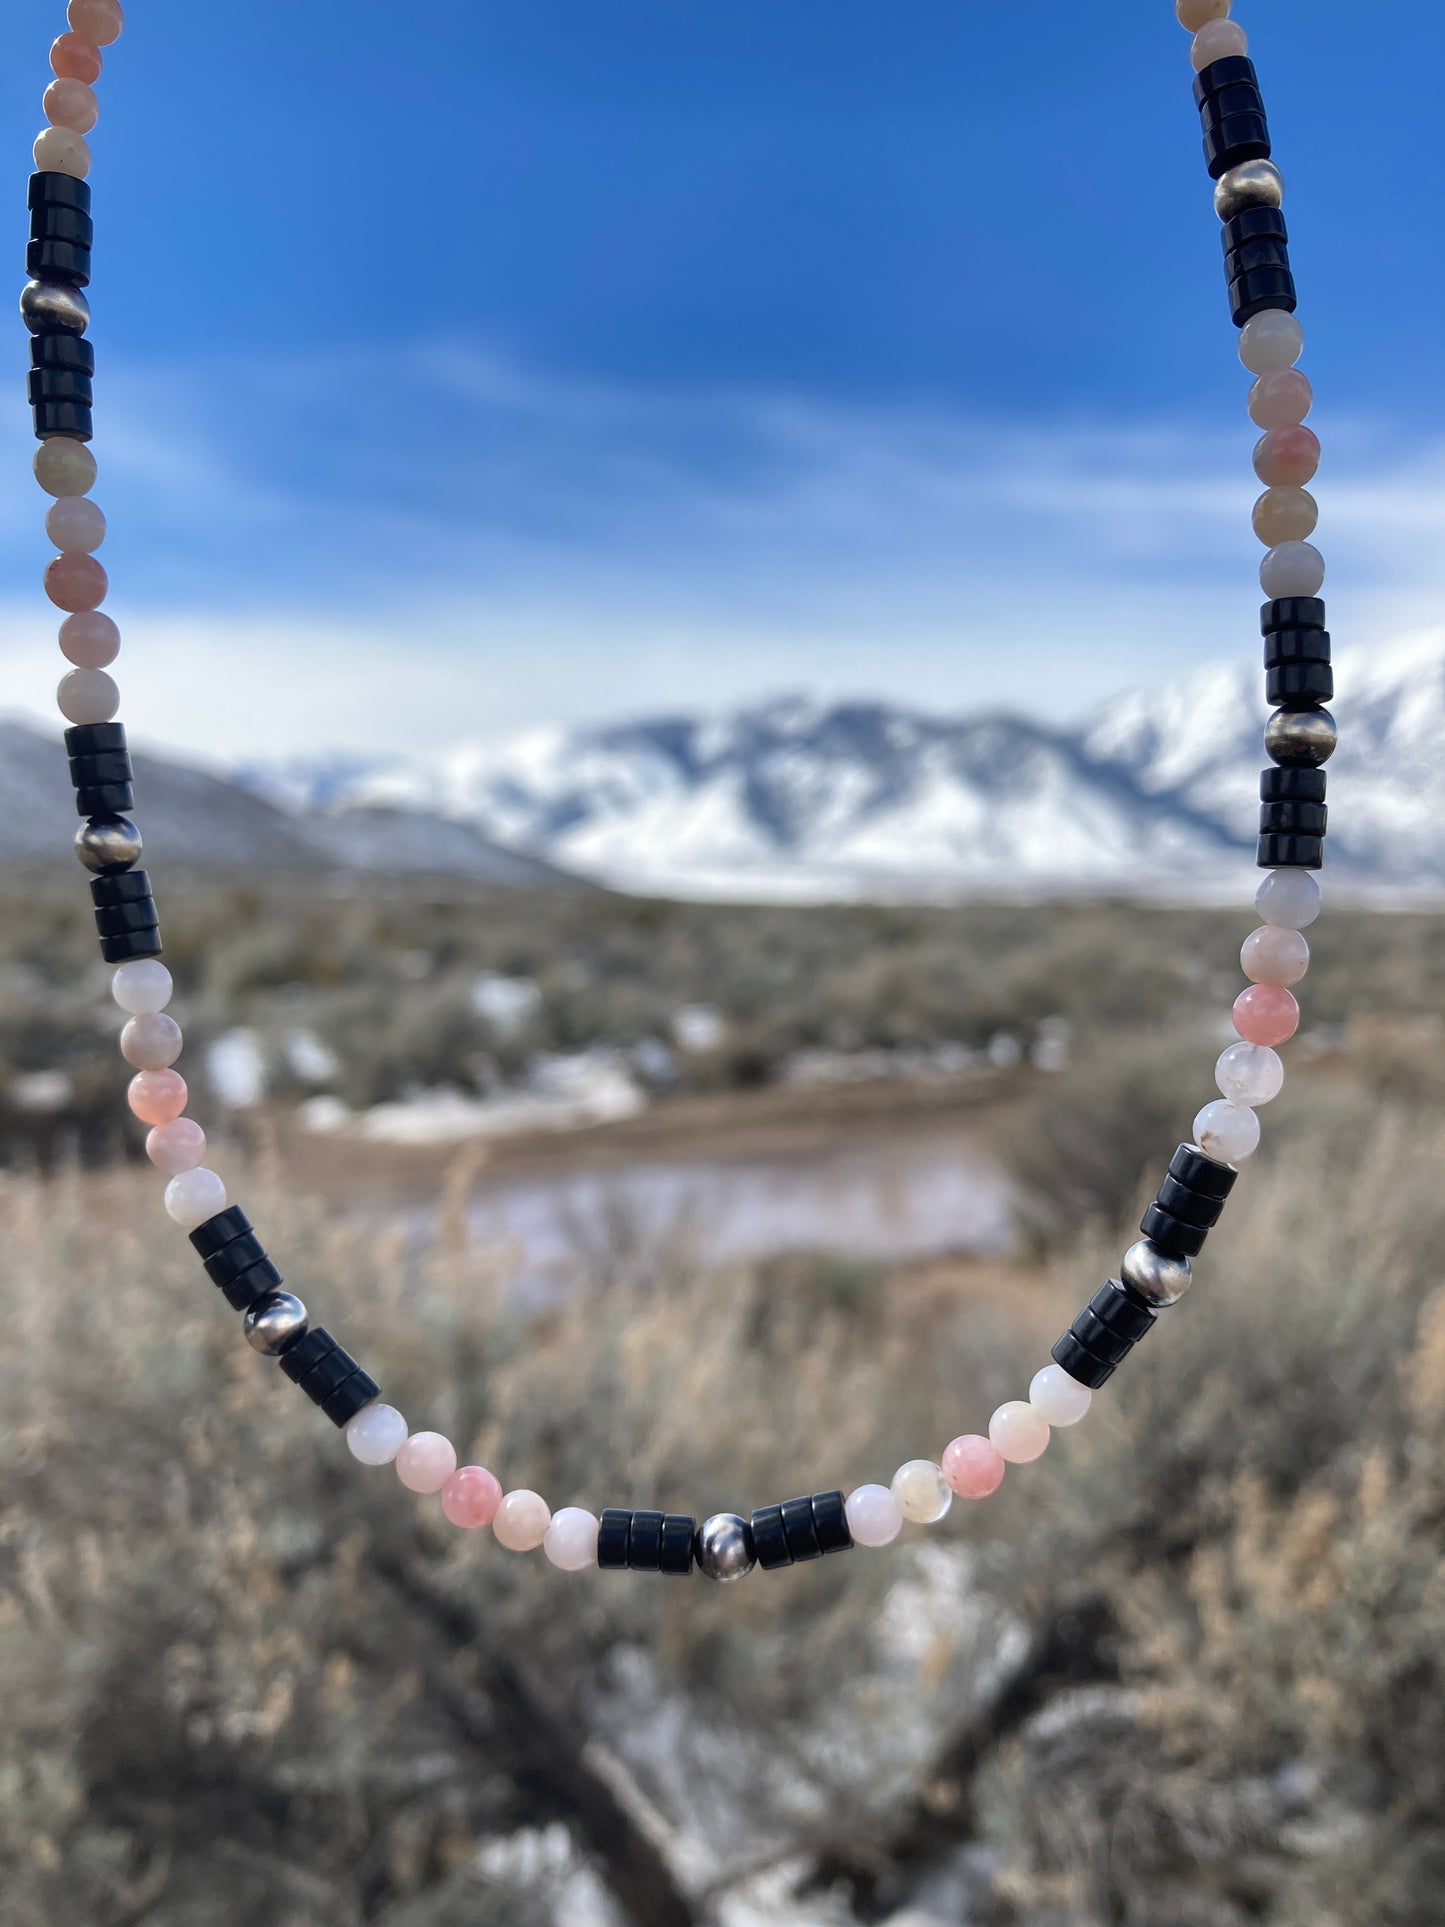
[239,628,1445,902]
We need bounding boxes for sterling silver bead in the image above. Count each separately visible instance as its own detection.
[1120,1240,1192,1308]
[694,1512,756,1582]
[1214,159,1285,223]
[20,278,91,336]
[244,1291,309,1355]
[1265,706,1337,768]
[75,814,141,874]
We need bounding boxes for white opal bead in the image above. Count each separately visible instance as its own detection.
[1259,540,1325,599]
[543,1506,601,1571]
[1241,924,1310,987]
[111,958,172,1014]
[493,1488,552,1551]
[34,438,96,498]
[395,1430,457,1494]
[890,1459,953,1525]
[1193,1099,1261,1163]
[345,1401,408,1466]
[1215,1040,1284,1107]
[1190,18,1246,68]
[1177,0,1229,28]
[45,496,106,553]
[1029,1364,1092,1428]
[57,666,119,725]
[989,1401,1050,1464]
[163,1166,227,1227]
[1256,868,1321,929]
[32,124,91,178]
[1239,309,1304,375]
[844,1483,903,1547]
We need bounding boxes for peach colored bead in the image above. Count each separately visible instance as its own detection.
[1190,18,1246,68]
[1241,924,1310,986]
[1254,426,1320,487]
[44,552,107,613]
[44,78,99,134]
[120,1012,182,1070]
[1253,486,1318,546]
[59,610,120,668]
[396,1431,457,1495]
[492,1488,552,1551]
[1233,983,1300,1046]
[32,125,90,178]
[989,1401,1050,1465]
[1177,0,1229,27]
[1248,369,1313,430]
[440,1464,503,1529]
[51,33,103,82]
[34,437,96,497]
[127,1068,187,1123]
[146,1117,207,1175]
[942,1433,1006,1499]
[68,0,124,46]
[46,496,106,553]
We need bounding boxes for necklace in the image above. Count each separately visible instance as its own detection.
[21,0,1336,1583]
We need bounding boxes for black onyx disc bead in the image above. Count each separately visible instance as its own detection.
[1220,205,1287,254]
[1258,832,1324,870]
[1229,264,1297,326]
[29,201,93,247]
[1262,597,1326,635]
[94,899,159,936]
[90,867,154,907]
[1267,662,1334,707]
[33,399,93,441]
[28,170,92,215]
[99,927,162,964]
[627,1511,665,1572]
[65,722,126,757]
[189,1205,254,1262]
[1204,114,1271,179]
[811,1489,853,1555]
[659,1514,695,1575]
[1192,55,1259,104]
[218,1258,285,1312]
[1088,1278,1157,1344]
[75,782,135,816]
[322,1370,381,1427]
[1138,1202,1208,1259]
[1069,1307,1133,1366]
[1264,629,1330,669]
[26,238,91,286]
[598,1509,631,1570]
[70,748,133,787]
[749,1504,793,1571]
[28,367,93,407]
[31,331,94,375]
[1261,766,1326,804]
[780,1495,823,1562]
[1050,1329,1117,1390]
[1155,1173,1226,1230]
[1260,800,1327,836]
[1168,1144,1237,1200]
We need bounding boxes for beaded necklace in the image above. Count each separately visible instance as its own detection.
[21,0,1336,1582]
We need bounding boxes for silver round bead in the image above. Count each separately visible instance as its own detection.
[694,1512,756,1583]
[1120,1240,1192,1309]
[1213,159,1285,223]
[20,278,91,336]
[243,1291,310,1355]
[75,814,142,875]
[1265,706,1337,768]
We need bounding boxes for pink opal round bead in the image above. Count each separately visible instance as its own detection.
[164,1167,226,1228]
[127,1067,187,1123]
[493,1488,552,1551]
[1233,983,1300,1046]
[989,1401,1050,1465]
[51,32,103,82]
[1239,310,1303,375]
[120,1012,182,1070]
[844,1483,903,1547]
[146,1117,206,1175]
[43,78,99,134]
[45,496,105,553]
[440,1464,503,1529]
[56,666,119,724]
[68,0,124,46]
[1254,426,1321,488]
[395,1431,458,1495]
[1190,18,1246,68]
[544,1506,601,1571]
[1241,924,1310,987]
[1029,1364,1092,1428]
[942,1434,1006,1499]
[1248,369,1313,430]
[59,610,120,668]
[44,552,107,613]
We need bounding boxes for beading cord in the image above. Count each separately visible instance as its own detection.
[20,0,1337,1580]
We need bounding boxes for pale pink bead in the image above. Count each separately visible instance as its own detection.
[440,1464,503,1529]
[1241,924,1310,986]
[1190,18,1246,68]
[1193,1099,1261,1163]
[33,125,91,178]
[492,1488,552,1551]
[44,78,99,134]
[164,1167,225,1227]
[68,0,125,46]
[1249,370,1313,430]
[127,1067,187,1123]
[57,666,118,724]
[844,1483,903,1547]
[544,1506,601,1571]
[395,1431,457,1495]
[146,1117,207,1175]
[59,610,120,668]
[1259,541,1325,600]
[44,552,107,613]
[989,1401,1050,1465]
[45,497,106,553]
[120,1011,183,1070]
[1254,426,1320,488]
[51,32,103,82]
[1253,486,1318,546]
[1233,983,1300,1046]
[1177,0,1229,29]
[346,1402,408,1465]
[942,1434,1006,1499]
[1238,310,1303,375]
[1029,1364,1092,1428]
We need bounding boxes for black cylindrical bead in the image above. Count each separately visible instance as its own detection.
[1088,1278,1157,1344]
[1264,629,1331,669]
[28,170,92,215]
[94,898,158,935]
[1199,80,1266,123]
[659,1514,695,1575]
[1167,1143,1238,1200]
[1266,662,1334,707]
[1260,799,1328,835]
[1156,1173,1226,1230]
[1262,597,1326,636]
[31,331,94,374]
[1192,55,1259,103]
[203,1231,271,1285]
[810,1489,853,1555]
[65,721,126,757]
[28,367,93,406]
[1257,831,1324,869]
[220,1259,285,1312]
[70,748,133,787]
[295,1346,362,1402]
[277,1327,338,1385]
[1139,1202,1208,1258]
[749,1504,794,1571]
[321,1370,382,1428]
[1224,236,1291,277]
[76,782,136,816]
[597,1508,631,1571]
[29,201,94,247]
[627,1510,665,1572]
[1204,114,1271,178]
[32,399,93,441]
[26,238,91,286]
[1068,1306,1134,1366]
[1260,766,1326,804]
[1050,1329,1117,1389]
[1229,265,1297,325]
[780,1495,823,1562]
[1221,205,1287,253]
[89,866,152,906]
[99,927,162,963]
[189,1205,254,1261]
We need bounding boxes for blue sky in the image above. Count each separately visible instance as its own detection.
[3,0,1443,758]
